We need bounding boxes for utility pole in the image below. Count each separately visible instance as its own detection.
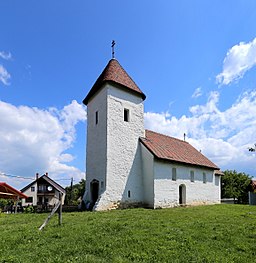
[70,177,73,204]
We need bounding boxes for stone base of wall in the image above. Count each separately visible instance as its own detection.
[94,198,221,211]
[94,200,144,211]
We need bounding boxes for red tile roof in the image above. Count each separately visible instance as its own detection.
[83,59,146,105]
[140,130,219,170]
[214,170,224,176]
[0,182,28,199]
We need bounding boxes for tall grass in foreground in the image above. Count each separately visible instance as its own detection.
[0,205,256,262]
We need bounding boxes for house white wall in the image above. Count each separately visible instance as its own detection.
[93,84,145,210]
[153,160,221,208]
[21,181,66,206]
[21,182,37,206]
[48,190,65,206]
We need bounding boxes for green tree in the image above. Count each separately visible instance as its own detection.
[65,179,85,205]
[221,170,251,204]
[0,198,9,211]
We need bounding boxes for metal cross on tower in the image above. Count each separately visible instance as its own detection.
[111,40,116,59]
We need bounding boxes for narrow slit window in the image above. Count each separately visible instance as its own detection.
[190,171,195,182]
[124,108,129,122]
[95,111,98,125]
[203,172,206,184]
[128,190,131,198]
[172,168,177,181]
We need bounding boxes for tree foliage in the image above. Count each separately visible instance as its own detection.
[0,198,9,210]
[221,170,251,204]
[65,179,85,205]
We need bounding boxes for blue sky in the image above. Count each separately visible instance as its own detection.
[1,1,256,189]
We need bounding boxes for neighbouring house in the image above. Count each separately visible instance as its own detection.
[249,180,256,205]
[83,58,222,211]
[20,173,66,209]
[0,182,27,213]
[0,182,27,200]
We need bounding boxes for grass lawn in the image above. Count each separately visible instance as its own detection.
[0,204,256,262]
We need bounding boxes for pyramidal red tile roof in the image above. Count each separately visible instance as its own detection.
[83,59,146,105]
[140,130,219,170]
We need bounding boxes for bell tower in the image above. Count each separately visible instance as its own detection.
[83,58,146,210]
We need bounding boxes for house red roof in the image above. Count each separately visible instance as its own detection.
[83,59,146,105]
[0,182,28,199]
[140,130,219,170]
[250,180,256,191]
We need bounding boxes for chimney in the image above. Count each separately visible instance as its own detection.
[36,173,39,180]
[45,172,48,177]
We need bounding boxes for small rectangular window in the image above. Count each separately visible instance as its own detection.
[172,168,177,181]
[31,186,35,192]
[190,171,195,182]
[95,111,98,125]
[128,190,131,198]
[124,108,129,122]
[203,172,206,184]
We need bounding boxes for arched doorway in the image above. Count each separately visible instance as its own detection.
[179,184,186,205]
[90,179,99,205]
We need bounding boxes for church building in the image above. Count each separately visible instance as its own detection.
[83,58,222,211]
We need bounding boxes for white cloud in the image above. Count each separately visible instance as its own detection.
[192,87,202,98]
[0,64,11,85]
[0,51,12,60]
[216,37,256,85]
[0,100,87,189]
[145,90,256,175]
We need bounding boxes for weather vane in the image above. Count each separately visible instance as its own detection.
[111,40,116,59]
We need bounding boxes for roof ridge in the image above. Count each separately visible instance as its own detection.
[42,174,66,193]
[20,174,66,193]
[141,129,219,170]
[145,129,189,144]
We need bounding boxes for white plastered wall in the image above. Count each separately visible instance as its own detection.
[141,143,154,207]
[94,84,145,210]
[153,160,221,208]
[21,182,37,206]
[86,86,108,202]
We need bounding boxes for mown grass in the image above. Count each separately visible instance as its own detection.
[0,205,256,262]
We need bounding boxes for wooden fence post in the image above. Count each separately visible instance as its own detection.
[39,190,63,231]
[58,191,62,226]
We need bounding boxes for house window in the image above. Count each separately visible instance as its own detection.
[124,108,129,122]
[38,185,46,192]
[172,168,177,181]
[203,172,207,184]
[25,197,33,203]
[190,171,195,182]
[95,111,98,125]
[31,186,35,192]
[128,190,131,198]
